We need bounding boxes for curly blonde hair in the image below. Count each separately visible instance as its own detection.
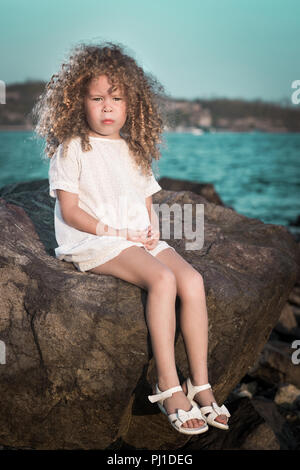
[31,41,168,177]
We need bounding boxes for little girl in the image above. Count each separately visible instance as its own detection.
[33,41,230,435]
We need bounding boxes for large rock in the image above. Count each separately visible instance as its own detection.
[0,179,299,450]
[158,177,225,206]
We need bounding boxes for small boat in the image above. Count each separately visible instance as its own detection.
[191,128,204,135]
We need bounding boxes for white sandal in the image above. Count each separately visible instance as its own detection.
[185,378,231,430]
[148,384,209,435]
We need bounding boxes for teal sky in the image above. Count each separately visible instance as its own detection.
[0,0,299,103]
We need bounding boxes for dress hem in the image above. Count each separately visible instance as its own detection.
[70,242,175,272]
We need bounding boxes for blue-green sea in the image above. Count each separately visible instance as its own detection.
[0,130,299,237]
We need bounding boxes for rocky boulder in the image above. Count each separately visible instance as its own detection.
[0,179,299,450]
[158,177,225,206]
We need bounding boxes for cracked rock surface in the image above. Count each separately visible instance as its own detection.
[0,179,299,450]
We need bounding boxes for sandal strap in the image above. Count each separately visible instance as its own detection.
[169,404,206,427]
[148,385,182,403]
[200,405,213,415]
[201,402,231,418]
[186,378,211,400]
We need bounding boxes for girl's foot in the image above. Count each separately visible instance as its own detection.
[182,379,228,426]
[156,382,206,429]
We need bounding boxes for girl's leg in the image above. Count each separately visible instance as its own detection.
[87,246,205,429]
[155,248,228,425]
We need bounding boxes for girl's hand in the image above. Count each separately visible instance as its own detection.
[143,224,160,250]
[126,227,149,243]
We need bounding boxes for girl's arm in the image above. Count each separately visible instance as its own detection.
[145,196,160,234]
[57,189,126,237]
[58,190,148,241]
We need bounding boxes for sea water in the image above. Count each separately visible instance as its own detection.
[0,130,299,236]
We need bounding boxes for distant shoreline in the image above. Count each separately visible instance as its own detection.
[0,125,33,131]
[2,82,300,133]
[0,125,298,134]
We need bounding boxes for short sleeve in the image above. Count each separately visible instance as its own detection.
[48,139,81,198]
[144,168,162,198]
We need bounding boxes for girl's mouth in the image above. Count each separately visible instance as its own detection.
[102,120,114,124]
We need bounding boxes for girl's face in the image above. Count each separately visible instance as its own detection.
[84,74,127,140]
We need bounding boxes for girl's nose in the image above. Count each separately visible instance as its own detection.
[103,98,113,109]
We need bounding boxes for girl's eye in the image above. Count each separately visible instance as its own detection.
[92,97,122,101]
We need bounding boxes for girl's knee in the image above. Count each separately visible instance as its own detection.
[151,267,177,291]
[190,270,204,286]
[181,269,204,298]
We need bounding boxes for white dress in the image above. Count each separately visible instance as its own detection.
[48,135,175,272]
